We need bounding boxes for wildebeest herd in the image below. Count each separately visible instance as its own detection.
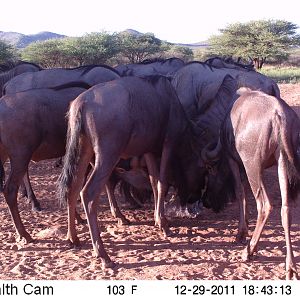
[0,57,299,280]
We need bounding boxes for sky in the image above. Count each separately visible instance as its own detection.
[0,0,299,44]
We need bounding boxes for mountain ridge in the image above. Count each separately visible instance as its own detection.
[0,31,66,48]
[0,29,207,49]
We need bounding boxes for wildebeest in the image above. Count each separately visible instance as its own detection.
[2,64,121,211]
[205,56,280,98]
[0,61,42,96]
[115,57,185,77]
[57,76,211,268]
[202,89,300,279]
[0,83,94,243]
[3,64,120,95]
[205,56,254,71]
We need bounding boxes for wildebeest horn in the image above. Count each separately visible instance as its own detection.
[201,140,222,162]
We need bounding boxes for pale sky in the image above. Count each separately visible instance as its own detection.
[0,0,299,43]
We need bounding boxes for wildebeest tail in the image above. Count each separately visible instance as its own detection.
[57,98,84,207]
[278,114,300,201]
[0,160,5,192]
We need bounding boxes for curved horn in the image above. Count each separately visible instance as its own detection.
[201,140,222,163]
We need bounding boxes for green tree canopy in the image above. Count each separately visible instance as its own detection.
[117,32,169,63]
[208,20,300,69]
[21,39,66,68]
[21,32,120,68]
[166,45,194,62]
[0,40,18,63]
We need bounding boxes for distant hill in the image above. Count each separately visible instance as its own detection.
[0,29,207,49]
[122,29,208,48]
[0,31,66,48]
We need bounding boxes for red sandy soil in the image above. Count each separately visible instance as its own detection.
[0,84,300,280]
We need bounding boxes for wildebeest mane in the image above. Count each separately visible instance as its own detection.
[0,60,42,71]
[139,57,184,65]
[50,81,92,91]
[194,74,238,142]
[186,60,215,71]
[205,56,254,71]
[67,64,120,76]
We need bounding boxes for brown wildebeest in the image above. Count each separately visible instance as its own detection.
[57,76,209,268]
[0,61,42,96]
[202,89,300,280]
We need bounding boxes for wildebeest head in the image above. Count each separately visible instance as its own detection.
[200,141,236,212]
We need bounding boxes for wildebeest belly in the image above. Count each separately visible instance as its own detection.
[120,130,164,158]
[31,141,66,162]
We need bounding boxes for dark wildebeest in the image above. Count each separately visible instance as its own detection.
[0,83,94,243]
[0,61,42,96]
[205,56,280,98]
[0,82,149,242]
[115,57,185,77]
[171,61,282,213]
[205,56,254,71]
[202,89,300,279]
[57,76,215,268]
[2,64,120,210]
[3,64,120,95]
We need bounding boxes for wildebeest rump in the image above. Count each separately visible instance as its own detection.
[0,61,42,96]
[3,64,120,95]
[203,89,300,279]
[58,76,205,268]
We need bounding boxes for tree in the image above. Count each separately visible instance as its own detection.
[21,32,120,68]
[166,45,194,62]
[21,39,66,68]
[208,20,300,69]
[117,32,169,63]
[0,40,18,63]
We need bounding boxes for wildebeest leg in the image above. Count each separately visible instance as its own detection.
[66,144,93,248]
[241,164,272,261]
[80,156,118,269]
[105,180,130,225]
[22,171,42,211]
[228,159,248,244]
[4,157,33,243]
[155,144,173,235]
[144,153,159,214]
[19,181,27,198]
[277,153,298,280]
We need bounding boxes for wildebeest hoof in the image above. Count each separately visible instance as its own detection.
[286,268,298,280]
[17,233,34,244]
[67,239,81,250]
[117,217,130,226]
[241,244,251,261]
[32,204,42,212]
[75,214,87,225]
[101,260,117,270]
[234,234,247,245]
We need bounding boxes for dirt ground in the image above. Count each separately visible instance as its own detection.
[0,84,300,280]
